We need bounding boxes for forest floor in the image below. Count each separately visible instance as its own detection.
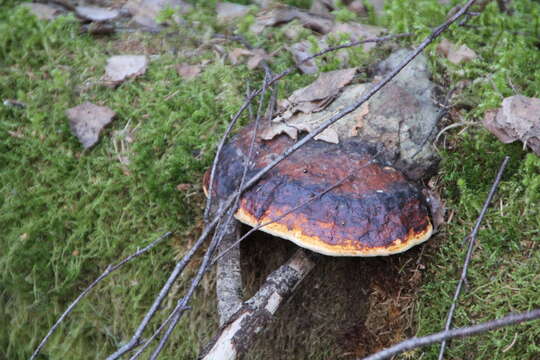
[1,0,539,359]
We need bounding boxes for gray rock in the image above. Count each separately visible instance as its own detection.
[285,49,441,180]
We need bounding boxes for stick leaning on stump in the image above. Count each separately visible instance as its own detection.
[202,249,316,360]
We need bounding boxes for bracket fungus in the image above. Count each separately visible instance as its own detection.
[204,50,440,257]
[204,123,433,256]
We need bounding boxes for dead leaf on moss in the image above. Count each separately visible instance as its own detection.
[216,2,250,23]
[123,0,192,29]
[176,63,201,80]
[75,6,119,22]
[250,6,333,34]
[436,38,477,64]
[21,3,64,20]
[228,47,253,65]
[246,49,270,70]
[66,102,116,149]
[329,22,386,51]
[228,48,272,69]
[289,41,318,74]
[310,0,336,16]
[176,183,192,191]
[482,95,540,156]
[102,55,148,87]
[348,1,367,16]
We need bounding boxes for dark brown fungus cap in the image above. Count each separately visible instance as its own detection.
[204,123,433,257]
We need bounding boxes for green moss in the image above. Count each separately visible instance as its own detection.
[1,0,539,359]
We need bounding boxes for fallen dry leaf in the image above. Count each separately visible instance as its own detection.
[102,55,148,87]
[75,6,119,22]
[436,38,477,64]
[176,63,201,80]
[314,128,339,143]
[176,183,192,191]
[250,6,333,34]
[246,49,269,70]
[310,0,336,16]
[329,22,386,51]
[228,47,254,65]
[289,41,318,74]
[348,0,367,16]
[21,3,63,20]
[483,95,540,156]
[66,102,116,149]
[260,122,311,141]
[272,68,356,124]
[123,0,192,29]
[216,2,251,23]
[289,68,356,104]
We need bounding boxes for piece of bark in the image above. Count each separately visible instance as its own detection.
[216,219,243,326]
[201,249,316,360]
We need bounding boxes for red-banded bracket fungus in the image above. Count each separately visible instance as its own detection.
[204,49,441,257]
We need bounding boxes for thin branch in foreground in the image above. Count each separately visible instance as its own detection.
[360,308,540,360]
[201,249,316,360]
[147,71,276,359]
[128,209,235,360]
[106,217,221,360]
[437,155,510,359]
[30,231,172,360]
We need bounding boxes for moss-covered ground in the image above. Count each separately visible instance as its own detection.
[1,0,539,359]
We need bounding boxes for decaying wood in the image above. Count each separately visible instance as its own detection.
[216,220,243,325]
[201,249,316,360]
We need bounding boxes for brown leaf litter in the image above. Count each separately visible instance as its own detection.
[75,6,120,22]
[176,63,202,80]
[250,6,333,35]
[483,95,540,156]
[66,102,116,149]
[123,0,192,29]
[228,47,274,70]
[102,55,148,87]
[436,38,477,64]
[216,2,251,24]
[263,49,441,180]
[265,68,357,142]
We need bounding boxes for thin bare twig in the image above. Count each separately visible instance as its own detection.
[30,232,172,360]
[437,155,510,359]
[131,209,234,359]
[361,308,540,360]
[236,0,478,204]
[212,171,356,265]
[106,219,220,359]
[202,31,411,222]
[146,71,276,358]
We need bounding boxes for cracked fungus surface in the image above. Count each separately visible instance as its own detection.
[206,123,433,256]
